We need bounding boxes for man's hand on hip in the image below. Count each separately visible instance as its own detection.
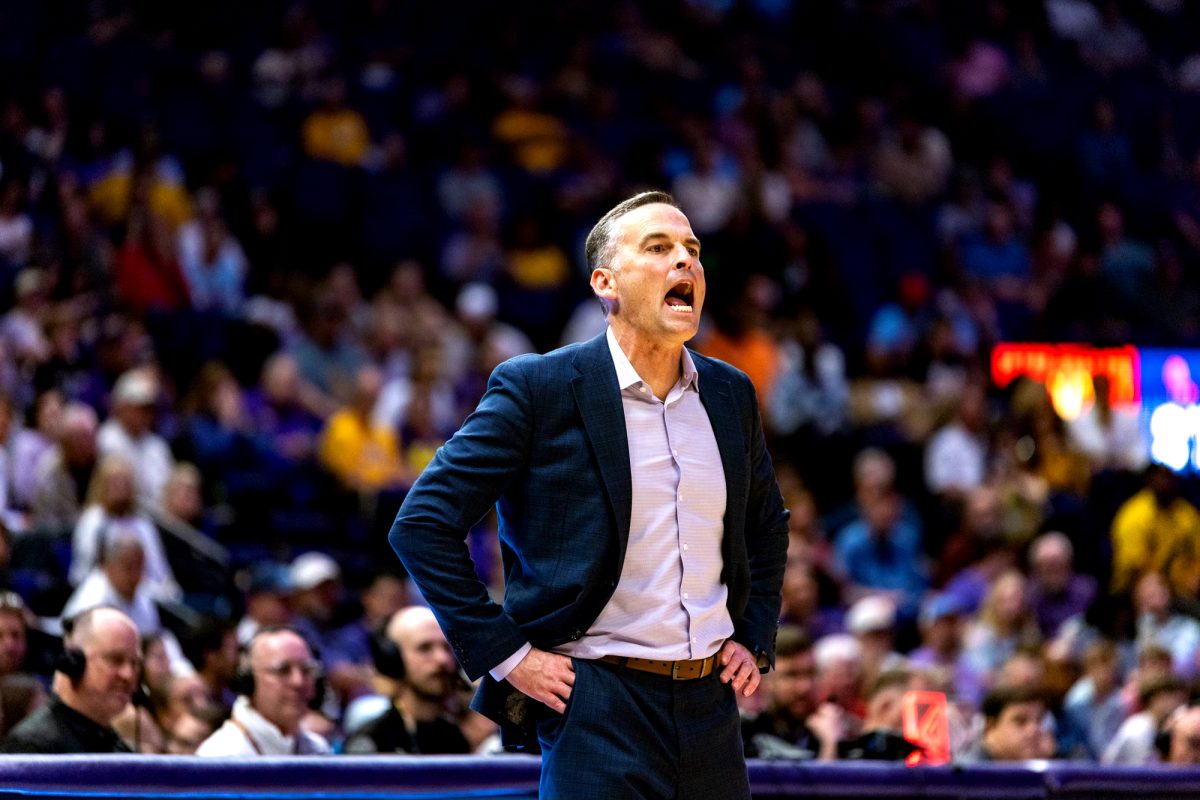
[718,640,761,697]
[507,647,575,713]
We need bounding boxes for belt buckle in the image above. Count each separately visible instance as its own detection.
[671,660,682,680]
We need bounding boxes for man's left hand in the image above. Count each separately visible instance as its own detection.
[717,640,760,697]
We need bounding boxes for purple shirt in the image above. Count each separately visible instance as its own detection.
[492,328,730,677]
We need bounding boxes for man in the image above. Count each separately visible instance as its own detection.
[195,626,330,755]
[288,551,373,702]
[0,591,29,678]
[1025,532,1096,639]
[1103,675,1188,765]
[740,626,840,760]
[968,685,1047,762]
[31,401,98,531]
[345,606,470,754]
[1164,706,1200,765]
[0,607,140,753]
[836,669,922,761]
[61,531,189,675]
[391,191,789,798]
[96,368,174,506]
[181,618,240,709]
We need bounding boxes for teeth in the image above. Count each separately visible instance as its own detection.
[669,304,693,312]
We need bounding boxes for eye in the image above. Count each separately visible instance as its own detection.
[687,247,700,257]
[648,244,668,253]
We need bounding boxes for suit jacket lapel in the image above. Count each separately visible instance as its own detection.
[571,335,632,560]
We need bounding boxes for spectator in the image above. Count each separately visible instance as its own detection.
[163,708,217,755]
[1132,571,1200,681]
[0,607,140,753]
[741,626,840,760]
[62,531,189,676]
[97,368,175,506]
[1110,465,1200,598]
[344,607,469,755]
[1060,639,1129,760]
[833,490,928,623]
[0,592,29,679]
[236,562,294,646]
[70,454,178,602]
[9,388,63,512]
[1102,676,1187,765]
[301,79,371,168]
[836,669,922,761]
[196,626,331,756]
[1026,532,1097,640]
[318,365,409,494]
[966,685,1047,762]
[31,401,98,532]
[962,570,1041,687]
[924,382,989,498]
[180,619,240,710]
[288,552,372,704]
[176,189,246,315]
[908,594,985,708]
[1163,706,1200,766]
[844,596,906,691]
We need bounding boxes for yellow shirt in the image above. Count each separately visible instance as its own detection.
[1110,489,1200,597]
[302,109,371,167]
[319,410,404,491]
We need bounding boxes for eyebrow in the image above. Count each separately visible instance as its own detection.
[638,231,701,250]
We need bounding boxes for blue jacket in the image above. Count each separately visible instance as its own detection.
[389,333,789,740]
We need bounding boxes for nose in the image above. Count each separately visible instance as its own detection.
[672,243,695,269]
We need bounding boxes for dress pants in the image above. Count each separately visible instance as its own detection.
[536,657,751,800]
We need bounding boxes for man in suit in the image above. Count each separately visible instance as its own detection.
[390,191,789,798]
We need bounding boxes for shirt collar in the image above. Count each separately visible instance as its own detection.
[605,327,699,394]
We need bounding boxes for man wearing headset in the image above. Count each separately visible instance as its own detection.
[0,606,139,753]
[195,626,330,756]
[344,606,470,754]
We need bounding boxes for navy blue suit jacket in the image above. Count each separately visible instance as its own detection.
[389,333,789,738]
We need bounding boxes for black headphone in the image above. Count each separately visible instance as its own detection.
[368,625,407,682]
[54,612,89,686]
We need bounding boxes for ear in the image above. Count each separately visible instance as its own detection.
[590,267,618,307]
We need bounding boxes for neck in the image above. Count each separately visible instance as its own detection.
[396,686,444,724]
[611,325,684,400]
[248,699,300,737]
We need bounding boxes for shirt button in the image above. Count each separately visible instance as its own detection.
[672,449,679,458]
[692,637,698,644]
[683,544,689,551]
[684,592,689,600]
[639,386,647,393]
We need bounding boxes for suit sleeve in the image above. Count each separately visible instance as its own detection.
[732,375,790,670]
[388,358,533,679]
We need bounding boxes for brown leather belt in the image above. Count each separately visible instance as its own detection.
[598,654,718,680]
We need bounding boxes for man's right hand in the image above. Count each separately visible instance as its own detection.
[505,647,575,713]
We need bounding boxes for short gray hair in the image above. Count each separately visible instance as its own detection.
[584,191,678,315]
[584,190,678,273]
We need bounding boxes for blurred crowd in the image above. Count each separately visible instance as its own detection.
[1,0,1200,764]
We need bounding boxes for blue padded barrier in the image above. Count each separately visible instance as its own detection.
[0,757,1198,799]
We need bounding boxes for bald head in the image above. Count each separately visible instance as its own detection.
[385,606,457,702]
[1030,532,1073,593]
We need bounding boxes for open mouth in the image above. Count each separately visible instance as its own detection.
[664,281,695,313]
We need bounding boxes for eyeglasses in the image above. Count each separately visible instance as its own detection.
[259,659,321,679]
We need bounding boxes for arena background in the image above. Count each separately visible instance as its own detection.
[3,0,1200,795]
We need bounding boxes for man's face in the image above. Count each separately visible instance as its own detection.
[770,650,817,720]
[0,611,26,674]
[1168,710,1200,765]
[596,203,705,346]
[79,616,141,723]
[984,701,1045,760]
[396,615,457,702]
[249,631,317,732]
